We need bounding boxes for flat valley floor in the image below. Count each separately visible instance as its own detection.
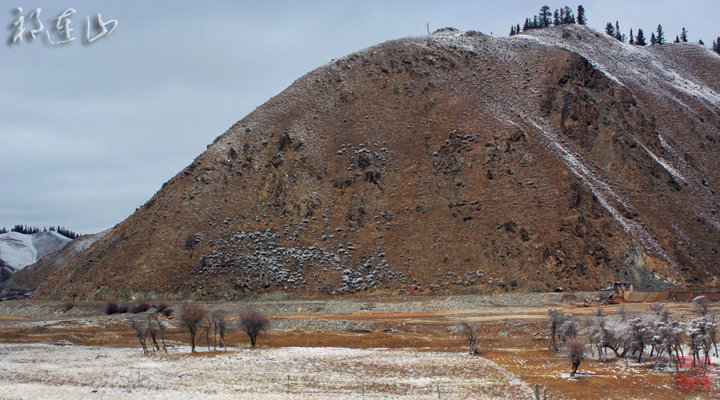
[0,293,717,399]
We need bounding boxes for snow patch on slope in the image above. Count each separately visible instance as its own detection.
[521,116,675,266]
[31,231,72,259]
[636,141,686,183]
[0,233,37,270]
[0,232,71,271]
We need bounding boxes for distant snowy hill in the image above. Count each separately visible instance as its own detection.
[0,231,72,273]
[7,229,110,290]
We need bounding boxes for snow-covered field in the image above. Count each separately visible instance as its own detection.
[0,343,533,399]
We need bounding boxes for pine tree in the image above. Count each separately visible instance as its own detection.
[614,21,624,42]
[656,24,664,44]
[699,39,704,46]
[554,9,561,26]
[636,29,647,46]
[629,29,635,45]
[674,35,680,43]
[516,24,521,35]
[539,6,552,28]
[533,16,538,29]
[713,37,720,54]
[651,32,657,45]
[523,18,530,32]
[680,27,688,42]
[577,5,587,25]
[510,25,516,36]
[605,22,615,37]
[563,6,575,24]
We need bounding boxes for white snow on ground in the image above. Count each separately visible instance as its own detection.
[30,231,72,259]
[0,231,70,271]
[0,343,534,399]
[0,232,37,270]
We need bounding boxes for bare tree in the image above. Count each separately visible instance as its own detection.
[687,315,717,364]
[567,338,585,377]
[180,303,207,353]
[239,310,270,347]
[652,312,683,366]
[708,313,719,357]
[460,321,482,355]
[127,316,149,354]
[202,315,212,351]
[558,313,578,346]
[211,310,230,350]
[146,316,160,352]
[627,317,651,363]
[548,309,563,351]
[691,296,711,316]
[149,312,168,353]
[587,308,610,361]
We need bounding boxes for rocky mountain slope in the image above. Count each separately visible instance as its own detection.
[34,25,720,300]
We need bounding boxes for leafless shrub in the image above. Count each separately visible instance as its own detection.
[105,302,119,315]
[567,338,585,377]
[587,308,609,361]
[627,317,651,363]
[149,312,168,353]
[460,321,482,355]
[180,303,207,352]
[558,314,578,346]
[127,316,149,354]
[130,302,150,314]
[239,310,270,347]
[708,313,719,357]
[691,296,711,316]
[153,303,173,317]
[202,315,212,351]
[211,311,230,350]
[127,312,170,354]
[548,309,563,351]
[154,303,169,313]
[687,313,718,363]
[548,309,576,351]
[651,314,684,367]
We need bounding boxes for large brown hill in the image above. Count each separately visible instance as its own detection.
[33,25,720,300]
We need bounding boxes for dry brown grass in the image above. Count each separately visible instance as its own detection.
[1,302,718,399]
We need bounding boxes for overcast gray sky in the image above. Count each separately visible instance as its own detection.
[1,0,718,234]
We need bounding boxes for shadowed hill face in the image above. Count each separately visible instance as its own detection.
[34,26,720,300]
